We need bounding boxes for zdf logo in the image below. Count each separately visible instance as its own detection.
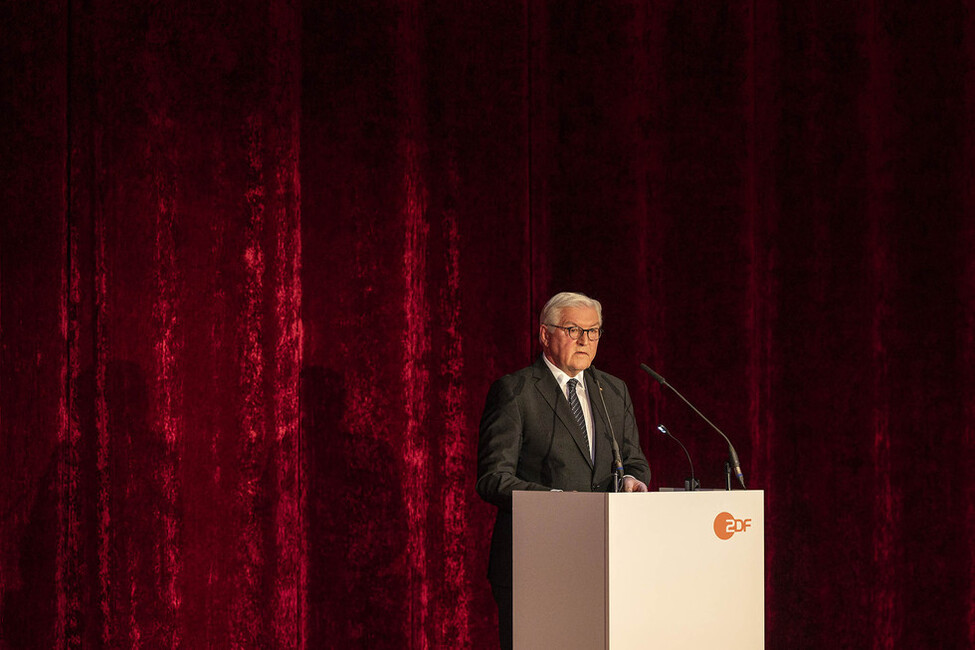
[713,511,752,540]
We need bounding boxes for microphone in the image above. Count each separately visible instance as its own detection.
[590,365,625,493]
[640,364,746,489]
[657,425,697,491]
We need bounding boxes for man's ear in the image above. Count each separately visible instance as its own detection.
[538,324,549,347]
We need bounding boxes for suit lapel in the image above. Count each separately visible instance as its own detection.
[532,357,593,468]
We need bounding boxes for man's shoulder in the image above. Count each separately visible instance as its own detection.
[493,362,538,385]
[587,364,622,382]
[488,358,545,395]
[586,366,630,397]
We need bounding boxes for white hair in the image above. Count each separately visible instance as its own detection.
[539,292,603,330]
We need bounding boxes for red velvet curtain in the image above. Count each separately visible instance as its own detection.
[3,0,974,647]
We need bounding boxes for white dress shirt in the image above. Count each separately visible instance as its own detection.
[541,354,595,461]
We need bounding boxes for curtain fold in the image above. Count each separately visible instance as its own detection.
[2,0,974,647]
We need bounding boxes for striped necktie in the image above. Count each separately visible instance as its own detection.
[566,378,591,461]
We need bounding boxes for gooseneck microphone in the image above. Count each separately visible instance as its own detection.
[640,364,746,489]
[657,425,697,491]
[590,365,625,493]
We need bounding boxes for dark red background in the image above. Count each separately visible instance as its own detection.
[3,0,974,647]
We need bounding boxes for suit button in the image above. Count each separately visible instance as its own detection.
[592,483,598,491]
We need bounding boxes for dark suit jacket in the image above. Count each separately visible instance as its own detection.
[475,355,651,586]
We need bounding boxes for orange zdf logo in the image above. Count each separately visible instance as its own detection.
[713,511,752,540]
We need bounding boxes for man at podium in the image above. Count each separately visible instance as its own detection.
[476,291,651,649]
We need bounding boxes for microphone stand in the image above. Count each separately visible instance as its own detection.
[658,425,699,491]
[641,364,746,490]
[592,367,625,493]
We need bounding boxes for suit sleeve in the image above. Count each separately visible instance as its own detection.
[475,376,550,508]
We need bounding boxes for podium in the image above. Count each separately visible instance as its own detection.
[512,490,764,649]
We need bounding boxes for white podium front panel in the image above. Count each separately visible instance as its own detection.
[513,490,764,650]
[606,491,764,647]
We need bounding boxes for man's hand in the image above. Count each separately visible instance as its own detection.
[622,476,648,493]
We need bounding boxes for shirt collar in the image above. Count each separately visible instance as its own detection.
[541,354,586,392]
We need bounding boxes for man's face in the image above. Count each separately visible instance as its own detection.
[540,305,600,377]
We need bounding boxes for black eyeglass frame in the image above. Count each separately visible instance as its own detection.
[544,323,604,341]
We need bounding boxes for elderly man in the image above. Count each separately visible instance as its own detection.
[476,291,651,649]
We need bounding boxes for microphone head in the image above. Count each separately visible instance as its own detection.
[640,363,667,386]
[657,424,671,438]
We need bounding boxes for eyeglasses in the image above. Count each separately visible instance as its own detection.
[545,324,604,341]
